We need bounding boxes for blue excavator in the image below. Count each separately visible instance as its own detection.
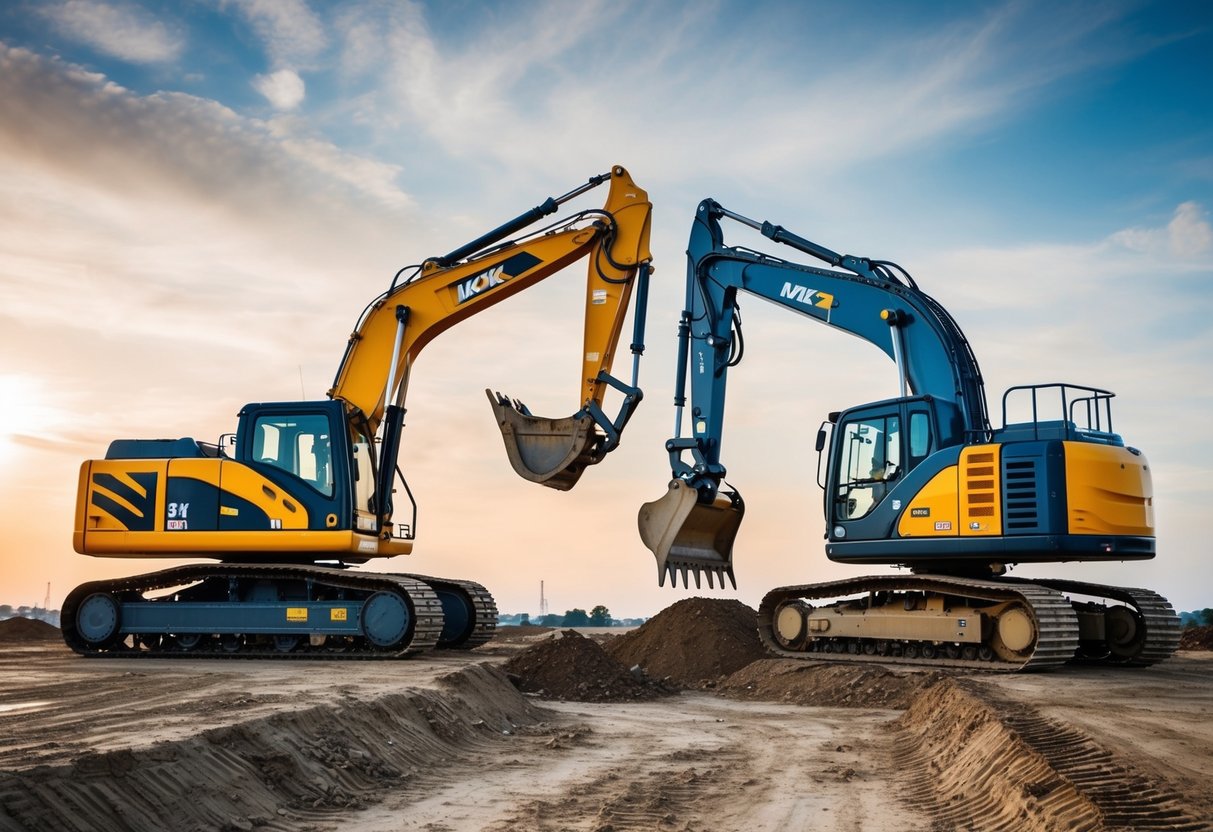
[638,199,1179,671]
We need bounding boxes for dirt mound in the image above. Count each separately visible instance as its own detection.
[503,630,672,702]
[0,617,60,644]
[605,597,765,685]
[894,678,1206,831]
[0,664,547,831]
[1179,624,1213,650]
[719,658,945,709]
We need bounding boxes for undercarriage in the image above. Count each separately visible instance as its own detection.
[758,574,1179,672]
[61,563,497,659]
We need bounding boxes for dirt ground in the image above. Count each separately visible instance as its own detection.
[1,614,1211,832]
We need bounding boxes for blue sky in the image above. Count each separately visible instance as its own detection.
[0,0,1210,617]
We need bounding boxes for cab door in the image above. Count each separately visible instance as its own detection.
[827,397,945,536]
[831,405,903,523]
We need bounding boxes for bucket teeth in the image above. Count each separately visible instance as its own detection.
[659,562,737,591]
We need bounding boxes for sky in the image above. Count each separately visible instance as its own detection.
[0,0,1210,620]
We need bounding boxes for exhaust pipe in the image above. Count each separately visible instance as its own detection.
[637,479,743,589]
[487,390,597,491]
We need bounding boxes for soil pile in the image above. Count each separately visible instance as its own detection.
[605,597,765,685]
[503,630,672,702]
[719,658,945,709]
[1179,625,1213,650]
[0,617,60,644]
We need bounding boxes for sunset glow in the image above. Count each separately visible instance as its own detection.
[0,2,1210,618]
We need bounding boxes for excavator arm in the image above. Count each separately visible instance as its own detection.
[330,166,652,531]
[639,199,987,588]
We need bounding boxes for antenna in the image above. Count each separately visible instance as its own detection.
[298,365,306,398]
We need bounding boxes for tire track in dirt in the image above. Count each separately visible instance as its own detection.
[0,651,285,768]
[894,678,1211,832]
[469,696,920,832]
[483,745,745,831]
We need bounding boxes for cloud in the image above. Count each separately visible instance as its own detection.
[230,0,327,68]
[253,68,306,110]
[39,0,183,64]
[910,203,1213,443]
[271,131,409,208]
[1109,202,1213,258]
[0,44,412,224]
[0,41,423,396]
[312,1,1160,192]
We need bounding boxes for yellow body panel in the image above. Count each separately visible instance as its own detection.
[959,445,1002,536]
[167,457,220,487]
[78,459,166,533]
[216,460,310,529]
[897,465,960,537]
[1065,442,1154,536]
[897,446,1004,538]
[75,457,413,558]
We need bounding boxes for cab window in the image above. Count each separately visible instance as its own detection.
[834,413,900,520]
[251,413,334,497]
[908,410,931,468]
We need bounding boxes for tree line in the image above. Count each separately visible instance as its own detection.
[1180,609,1213,627]
[498,605,628,627]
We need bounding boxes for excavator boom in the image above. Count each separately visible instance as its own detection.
[331,165,652,491]
[640,198,988,588]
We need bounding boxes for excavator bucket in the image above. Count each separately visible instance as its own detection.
[487,390,598,491]
[637,480,743,589]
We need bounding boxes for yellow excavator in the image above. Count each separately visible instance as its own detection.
[639,199,1179,671]
[64,165,652,658]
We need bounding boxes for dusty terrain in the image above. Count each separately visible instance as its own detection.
[1,610,1210,832]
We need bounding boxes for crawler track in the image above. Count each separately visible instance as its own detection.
[402,575,499,649]
[61,563,450,659]
[758,574,1179,672]
[759,574,1079,672]
[1018,577,1180,666]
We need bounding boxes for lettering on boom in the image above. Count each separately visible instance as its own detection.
[779,282,834,316]
[448,252,543,306]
